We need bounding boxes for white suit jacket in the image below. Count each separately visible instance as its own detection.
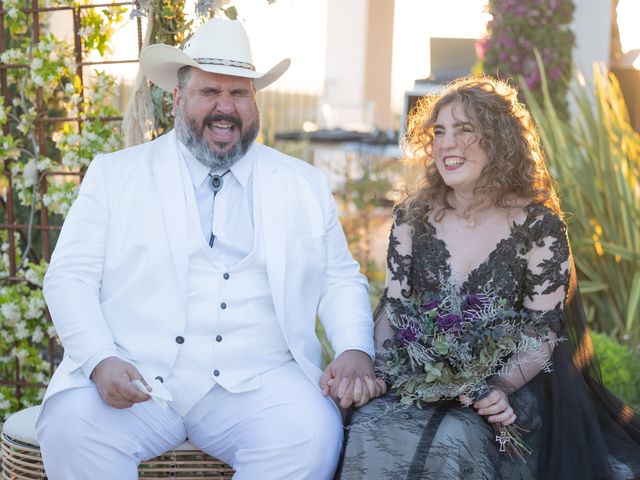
[42,131,374,406]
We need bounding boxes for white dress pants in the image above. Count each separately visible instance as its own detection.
[36,361,343,480]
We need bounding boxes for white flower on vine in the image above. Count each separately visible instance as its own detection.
[22,159,39,187]
[25,267,43,286]
[64,57,77,74]
[1,303,21,326]
[62,151,80,168]
[37,36,55,54]
[47,325,57,337]
[31,73,45,87]
[37,157,52,170]
[31,57,43,70]
[12,347,29,362]
[0,48,24,64]
[32,327,44,343]
[25,296,46,319]
[85,131,99,142]
[15,321,29,339]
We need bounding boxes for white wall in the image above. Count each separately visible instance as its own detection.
[321,0,369,128]
[572,0,612,81]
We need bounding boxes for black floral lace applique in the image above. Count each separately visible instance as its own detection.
[526,211,571,297]
[383,207,414,300]
[395,202,570,333]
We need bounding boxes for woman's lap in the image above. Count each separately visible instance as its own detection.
[339,392,537,480]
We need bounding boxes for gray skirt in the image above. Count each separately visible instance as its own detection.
[338,391,540,480]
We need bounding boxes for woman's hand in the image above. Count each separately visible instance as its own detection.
[325,375,388,408]
[471,388,517,425]
[353,375,388,407]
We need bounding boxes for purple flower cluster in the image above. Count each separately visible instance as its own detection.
[464,294,489,320]
[437,313,463,332]
[396,321,421,346]
[412,294,491,335]
[481,0,575,117]
[420,299,440,313]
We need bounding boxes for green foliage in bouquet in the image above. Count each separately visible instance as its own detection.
[478,0,575,119]
[380,283,556,406]
[522,64,640,343]
[379,282,556,459]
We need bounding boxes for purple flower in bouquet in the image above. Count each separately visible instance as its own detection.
[397,321,421,346]
[436,313,463,332]
[420,299,440,313]
[464,294,489,320]
[382,282,557,462]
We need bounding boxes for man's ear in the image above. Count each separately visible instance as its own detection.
[172,86,181,116]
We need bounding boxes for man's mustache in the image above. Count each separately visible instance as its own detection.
[202,114,242,131]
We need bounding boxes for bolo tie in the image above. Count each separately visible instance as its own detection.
[208,169,231,247]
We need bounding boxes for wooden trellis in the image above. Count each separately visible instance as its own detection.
[0,0,142,406]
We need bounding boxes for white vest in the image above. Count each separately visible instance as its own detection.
[163,161,292,415]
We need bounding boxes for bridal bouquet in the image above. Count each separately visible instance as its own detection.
[379,282,559,459]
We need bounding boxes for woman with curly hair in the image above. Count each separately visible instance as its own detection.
[338,76,640,479]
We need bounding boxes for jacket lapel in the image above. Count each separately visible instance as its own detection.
[255,146,287,326]
[150,131,189,315]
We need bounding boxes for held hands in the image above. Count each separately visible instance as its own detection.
[91,356,152,409]
[319,349,387,408]
[460,388,516,425]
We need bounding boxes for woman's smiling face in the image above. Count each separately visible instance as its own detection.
[432,101,489,193]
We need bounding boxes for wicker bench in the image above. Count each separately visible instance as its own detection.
[1,406,234,479]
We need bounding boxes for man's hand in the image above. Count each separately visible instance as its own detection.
[91,356,151,409]
[320,350,385,408]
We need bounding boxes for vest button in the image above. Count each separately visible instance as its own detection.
[220,302,227,309]
[175,336,184,344]
[216,335,222,342]
[223,273,230,280]
[154,376,164,383]
[213,369,220,377]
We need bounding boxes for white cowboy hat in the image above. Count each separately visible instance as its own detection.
[139,18,290,92]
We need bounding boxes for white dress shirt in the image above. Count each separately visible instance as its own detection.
[178,141,254,269]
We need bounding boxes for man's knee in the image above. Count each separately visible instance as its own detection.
[37,389,90,450]
[284,399,344,475]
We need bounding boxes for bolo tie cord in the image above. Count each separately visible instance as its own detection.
[208,169,231,247]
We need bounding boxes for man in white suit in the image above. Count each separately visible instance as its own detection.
[37,18,384,479]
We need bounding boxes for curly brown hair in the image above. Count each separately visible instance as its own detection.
[402,75,560,226]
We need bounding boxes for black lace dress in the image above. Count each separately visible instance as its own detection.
[339,203,640,480]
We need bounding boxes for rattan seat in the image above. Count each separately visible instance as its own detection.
[1,406,234,479]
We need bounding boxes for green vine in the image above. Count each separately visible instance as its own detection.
[0,0,124,419]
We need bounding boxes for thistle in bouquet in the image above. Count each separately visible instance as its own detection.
[379,280,560,460]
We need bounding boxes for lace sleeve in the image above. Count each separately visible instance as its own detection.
[493,212,571,393]
[373,206,414,365]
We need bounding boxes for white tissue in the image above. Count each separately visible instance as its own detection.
[131,378,173,410]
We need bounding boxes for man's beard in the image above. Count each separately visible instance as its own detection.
[174,104,260,171]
